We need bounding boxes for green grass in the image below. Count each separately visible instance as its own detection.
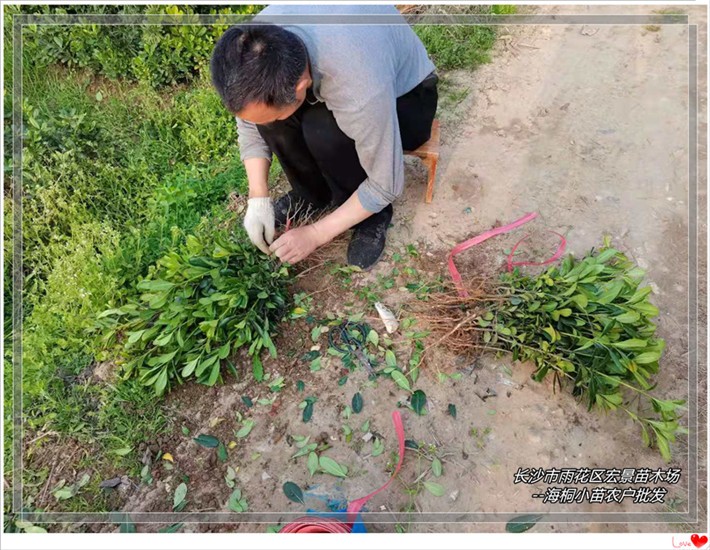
[413,4,516,71]
[415,25,497,71]
[4,12,248,511]
[414,5,516,124]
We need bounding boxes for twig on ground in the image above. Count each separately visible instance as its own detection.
[26,431,59,445]
[295,261,329,279]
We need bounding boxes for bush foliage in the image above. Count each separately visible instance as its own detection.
[3,5,256,475]
[11,4,261,87]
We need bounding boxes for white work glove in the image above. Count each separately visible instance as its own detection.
[244,197,275,255]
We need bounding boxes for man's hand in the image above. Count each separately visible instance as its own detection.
[268,192,375,264]
[244,197,275,255]
[269,225,323,264]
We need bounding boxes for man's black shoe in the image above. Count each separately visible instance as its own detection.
[347,205,393,270]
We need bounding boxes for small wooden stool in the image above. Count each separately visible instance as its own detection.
[404,119,440,203]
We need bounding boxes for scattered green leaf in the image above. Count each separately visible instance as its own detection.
[506,514,542,533]
[319,456,348,478]
[352,392,363,413]
[193,434,220,448]
[431,457,443,477]
[282,481,305,504]
[173,482,187,509]
[411,390,427,415]
[236,419,255,439]
[217,442,228,462]
[423,481,445,497]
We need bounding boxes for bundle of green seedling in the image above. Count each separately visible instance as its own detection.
[98,230,291,395]
[423,238,685,460]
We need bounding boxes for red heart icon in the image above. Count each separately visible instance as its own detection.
[691,534,709,548]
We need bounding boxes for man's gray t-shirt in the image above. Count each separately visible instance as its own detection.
[235,4,436,213]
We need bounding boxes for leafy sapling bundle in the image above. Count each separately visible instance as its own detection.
[482,239,686,460]
[99,229,291,395]
[424,238,686,460]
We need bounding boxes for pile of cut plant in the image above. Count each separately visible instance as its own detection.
[98,227,291,395]
[419,238,686,460]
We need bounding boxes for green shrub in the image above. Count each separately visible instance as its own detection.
[98,228,291,396]
[12,4,262,88]
[20,77,241,296]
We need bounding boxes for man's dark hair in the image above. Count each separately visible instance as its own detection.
[210,24,308,114]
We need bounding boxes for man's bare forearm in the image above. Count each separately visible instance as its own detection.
[311,192,374,246]
[244,157,271,198]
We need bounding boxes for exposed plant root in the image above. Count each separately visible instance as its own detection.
[410,277,503,359]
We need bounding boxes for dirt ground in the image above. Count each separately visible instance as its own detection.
[114,5,707,533]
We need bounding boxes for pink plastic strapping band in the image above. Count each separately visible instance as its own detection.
[447,212,567,297]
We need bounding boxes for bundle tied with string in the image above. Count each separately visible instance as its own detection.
[416,220,684,460]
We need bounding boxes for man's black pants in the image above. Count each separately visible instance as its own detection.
[256,73,439,211]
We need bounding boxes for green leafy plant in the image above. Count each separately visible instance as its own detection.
[99,230,291,395]
[393,440,450,528]
[289,434,331,477]
[4,2,278,517]
[482,239,686,460]
[371,437,385,457]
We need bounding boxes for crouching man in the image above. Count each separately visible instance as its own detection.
[211,4,438,269]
